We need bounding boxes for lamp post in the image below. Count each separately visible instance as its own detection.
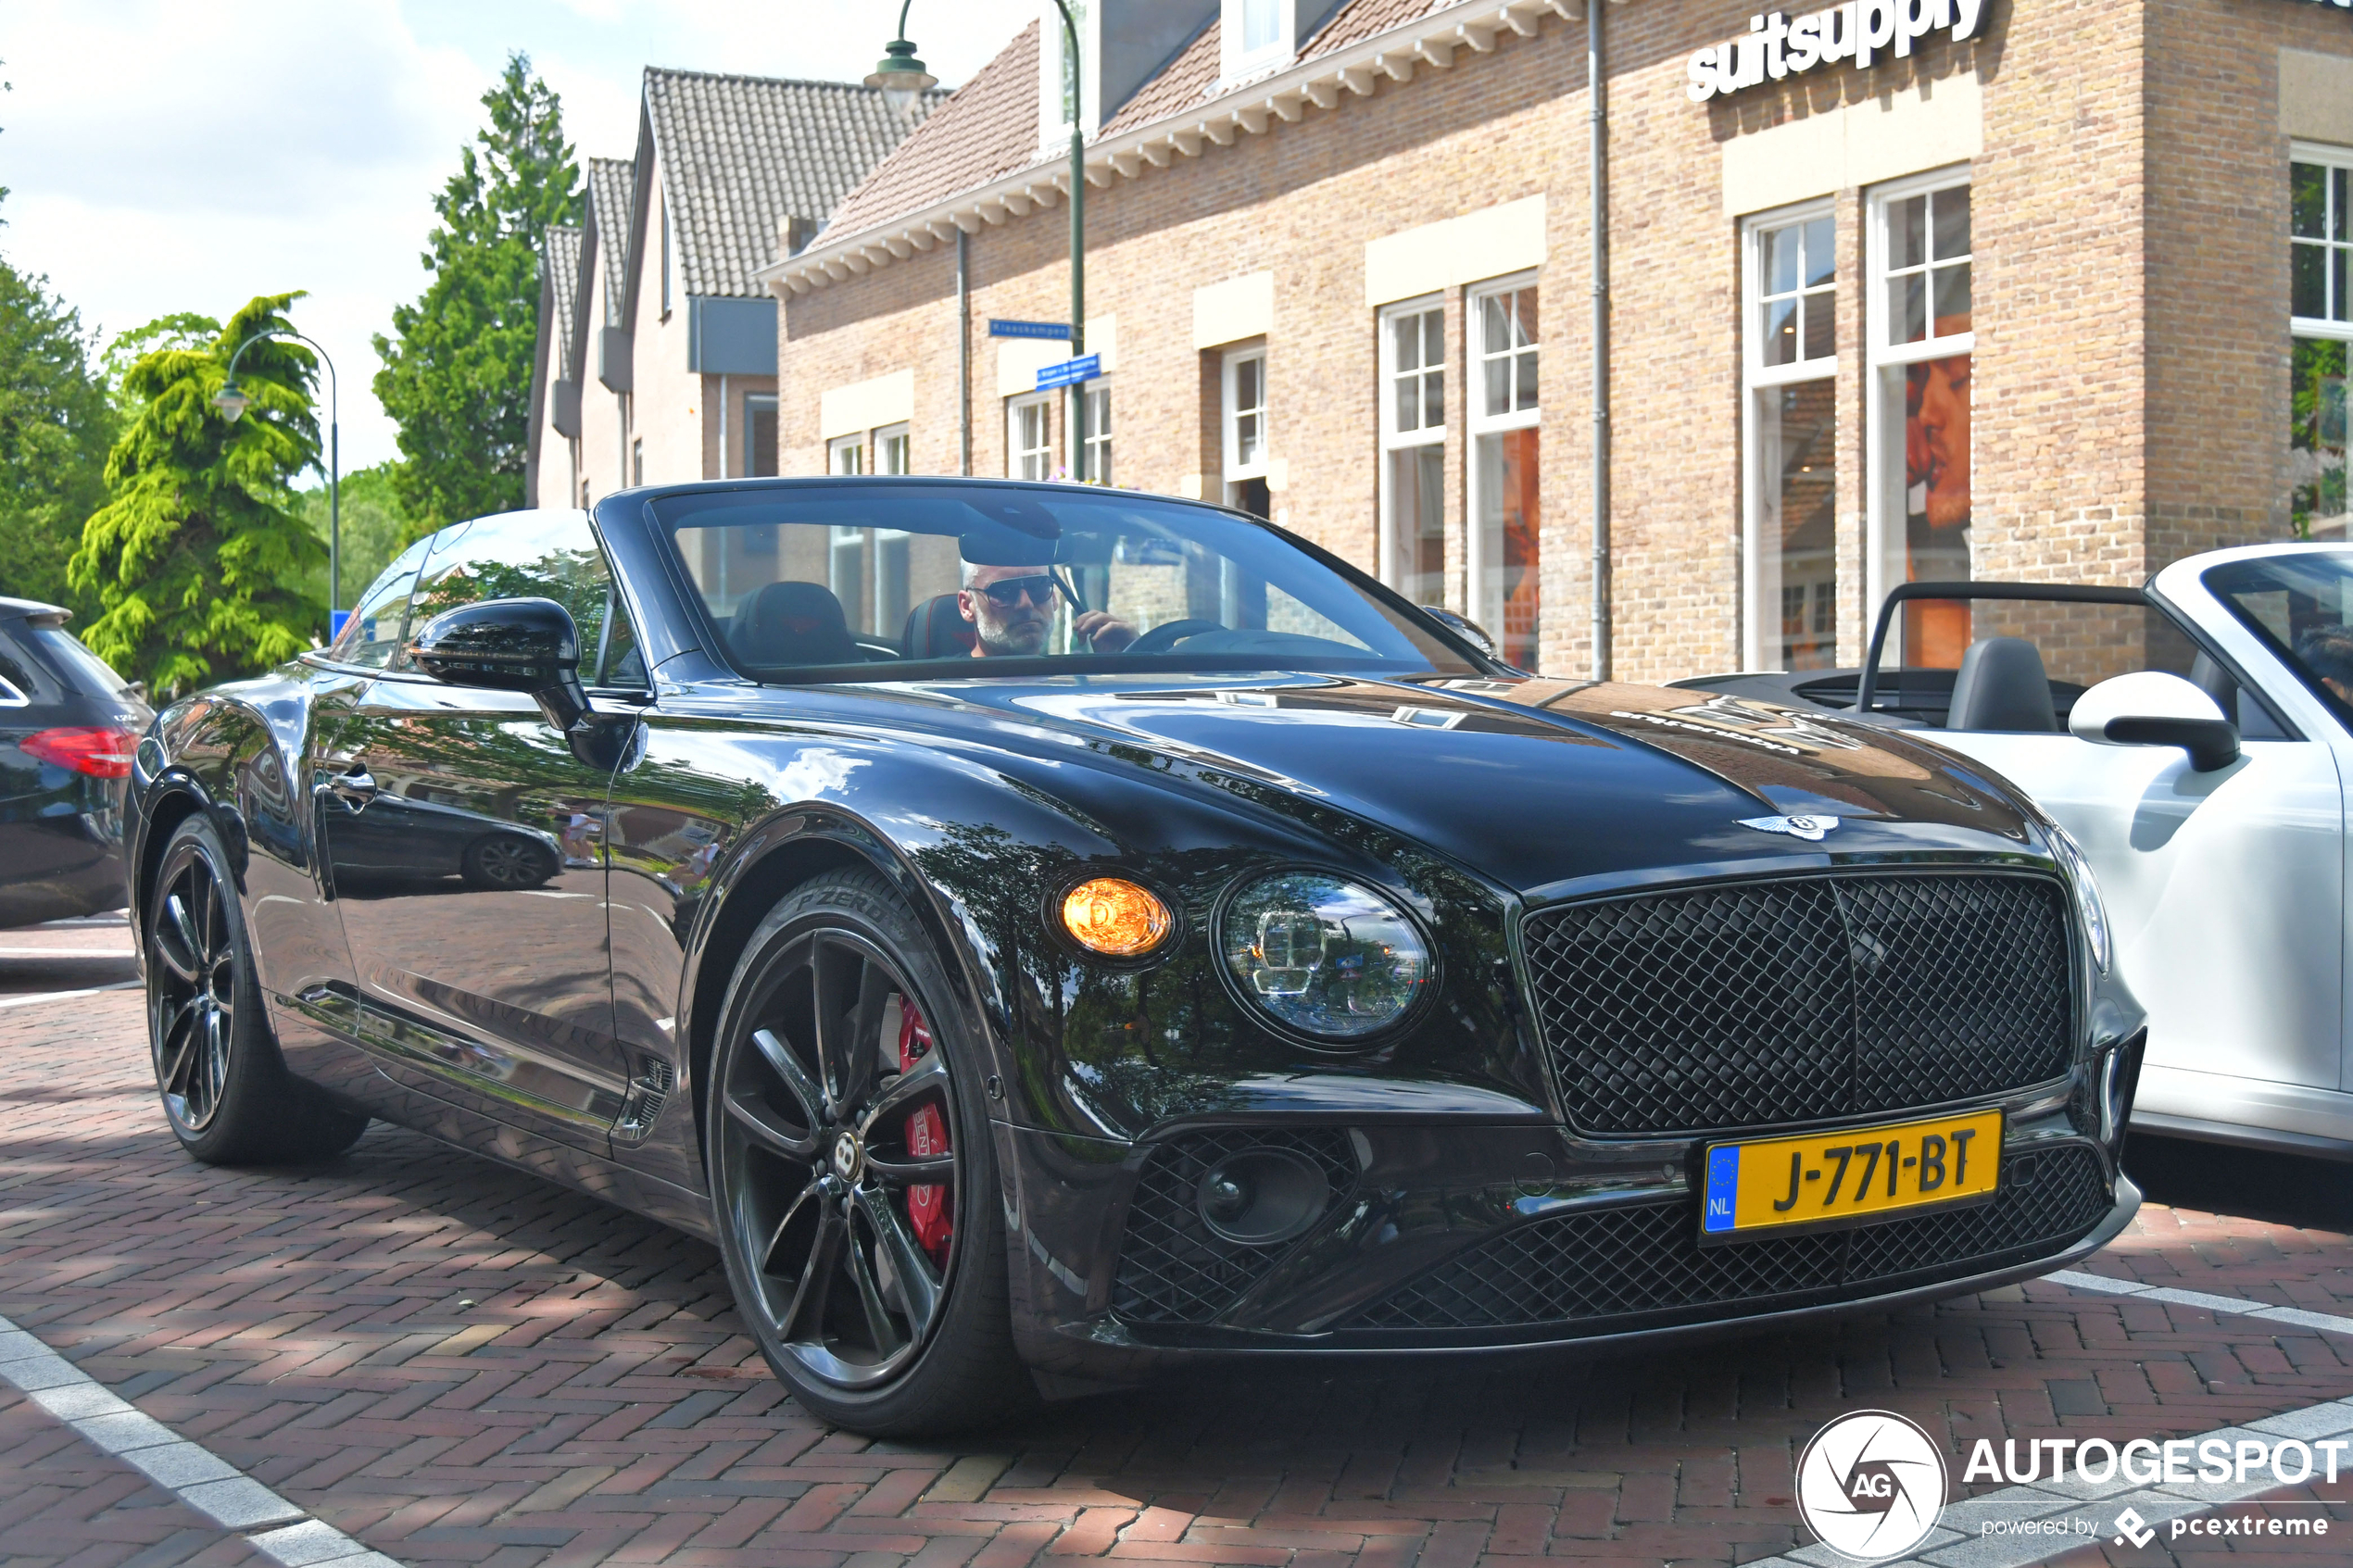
[214,329,342,633]
[869,0,1088,480]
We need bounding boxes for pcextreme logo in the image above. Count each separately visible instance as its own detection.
[1795,1411,1949,1562]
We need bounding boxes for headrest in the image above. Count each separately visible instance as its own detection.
[902,594,977,659]
[1946,635,2058,733]
[728,580,857,668]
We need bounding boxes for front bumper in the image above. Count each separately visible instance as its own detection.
[995,1063,2138,1385]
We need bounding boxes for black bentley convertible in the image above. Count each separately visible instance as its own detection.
[126,479,2145,1433]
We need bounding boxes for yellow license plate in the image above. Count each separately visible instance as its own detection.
[1700,1109,2002,1241]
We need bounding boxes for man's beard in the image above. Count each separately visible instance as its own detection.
[976,612,1049,656]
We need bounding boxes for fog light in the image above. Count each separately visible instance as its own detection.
[1062,877,1172,957]
[1194,1148,1329,1247]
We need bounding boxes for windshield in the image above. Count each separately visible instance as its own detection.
[2206,550,2353,721]
[652,482,1481,680]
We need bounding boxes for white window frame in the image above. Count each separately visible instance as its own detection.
[1076,380,1111,483]
[829,433,867,475]
[1466,273,1541,657]
[2294,141,2353,341]
[1378,295,1447,594]
[1222,0,1291,82]
[1865,165,1974,627]
[1223,346,1269,488]
[1742,199,1838,671]
[875,421,912,476]
[1007,392,1053,480]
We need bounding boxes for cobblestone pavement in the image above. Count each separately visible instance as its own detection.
[6,976,2353,1567]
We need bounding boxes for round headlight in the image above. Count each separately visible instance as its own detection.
[1219,872,1430,1040]
[2046,823,2112,974]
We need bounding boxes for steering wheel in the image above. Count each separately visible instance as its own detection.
[1124,619,1225,655]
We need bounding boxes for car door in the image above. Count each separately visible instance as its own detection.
[1924,594,2345,1105]
[311,511,636,1150]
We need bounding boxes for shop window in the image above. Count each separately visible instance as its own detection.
[2293,148,2351,540]
[829,433,867,475]
[746,395,778,477]
[1077,383,1112,483]
[1468,281,1539,671]
[1869,172,1973,668]
[1379,300,1446,607]
[1743,206,1838,671]
[875,422,912,476]
[1008,394,1052,481]
[1224,347,1269,517]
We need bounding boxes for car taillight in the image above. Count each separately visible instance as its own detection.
[19,726,138,779]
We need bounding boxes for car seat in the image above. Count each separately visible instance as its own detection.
[1945,636,2058,732]
[728,582,859,667]
[902,594,977,659]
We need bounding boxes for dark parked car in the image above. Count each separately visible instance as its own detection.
[1,596,149,928]
[126,481,2146,1435]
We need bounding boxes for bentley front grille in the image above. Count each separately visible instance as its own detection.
[1521,872,2074,1136]
[1349,1144,2107,1332]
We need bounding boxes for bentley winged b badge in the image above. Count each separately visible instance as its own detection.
[1739,814,1841,842]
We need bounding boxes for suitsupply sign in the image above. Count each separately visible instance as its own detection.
[1687,0,1991,100]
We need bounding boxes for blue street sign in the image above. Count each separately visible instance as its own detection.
[1035,353,1101,390]
[988,319,1072,340]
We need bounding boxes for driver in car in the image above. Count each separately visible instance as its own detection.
[959,562,1136,657]
[2296,623,2353,705]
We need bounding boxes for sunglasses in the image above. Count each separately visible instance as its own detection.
[975,574,1059,609]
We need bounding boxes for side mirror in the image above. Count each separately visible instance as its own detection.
[1418,606,1500,661]
[2069,671,2240,771]
[409,597,588,732]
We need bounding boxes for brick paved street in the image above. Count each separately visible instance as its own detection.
[8,981,2353,1567]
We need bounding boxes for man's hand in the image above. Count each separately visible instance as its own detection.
[1074,610,1137,652]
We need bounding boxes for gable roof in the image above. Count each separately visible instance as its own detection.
[639,69,949,301]
[779,0,1573,293]
[824,22,1043,244]
[585,157,636,320]
[541,224,583,380]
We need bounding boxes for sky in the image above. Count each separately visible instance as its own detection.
[0,1,1011,473]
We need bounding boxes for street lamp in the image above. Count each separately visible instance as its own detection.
[214,328,343,633]
[871,0,1088,480]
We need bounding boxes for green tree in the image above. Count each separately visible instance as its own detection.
[294,459,410,608]
[70,294,326,696]
[101,312,219,409]
[374,51,580,535]
[0,243,115,613]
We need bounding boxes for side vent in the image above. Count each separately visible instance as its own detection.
[615,1055,675,1141]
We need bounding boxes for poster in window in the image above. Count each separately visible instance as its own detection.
[1902,344,1971,667]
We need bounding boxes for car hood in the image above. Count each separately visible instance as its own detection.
[902,673,2041,899]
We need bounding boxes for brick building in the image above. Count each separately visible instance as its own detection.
[761,0,2353,683]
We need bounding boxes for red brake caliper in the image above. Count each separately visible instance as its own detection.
[898,1003,953,1264]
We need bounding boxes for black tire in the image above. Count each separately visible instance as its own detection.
[705,868,1033,1436]
[145,814,371,1165]
[459,834,556,890]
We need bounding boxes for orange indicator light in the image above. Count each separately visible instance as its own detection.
[1061,877,1173,957]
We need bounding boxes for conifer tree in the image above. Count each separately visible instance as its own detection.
[70,295,325,696]
[374,51,581,534]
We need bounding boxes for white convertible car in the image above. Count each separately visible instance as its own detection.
[1680,544,2353,1160]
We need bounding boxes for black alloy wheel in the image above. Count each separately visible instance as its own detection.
[709,869,1027,1434]
[148,827,237,1135]
[462,834,554,889]
[145,814,371,1164]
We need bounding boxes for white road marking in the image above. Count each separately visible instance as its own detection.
[0,947,135,957]
[1739,1272,2353,1567]
[2052,1267,2353,1337]
[0,980,140,1010]
[0,1312,405,1566]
